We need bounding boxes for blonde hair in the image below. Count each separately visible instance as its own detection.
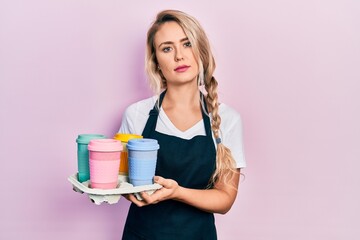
[145,10,237,187]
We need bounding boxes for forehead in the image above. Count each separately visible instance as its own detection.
[154,21,187,46]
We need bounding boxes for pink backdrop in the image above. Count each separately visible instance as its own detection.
[1,0,359,239]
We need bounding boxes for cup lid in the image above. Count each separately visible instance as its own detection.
[113,133,143,142]
[127,138,160,151]
[76,134,107,144]
[88,139,123,152]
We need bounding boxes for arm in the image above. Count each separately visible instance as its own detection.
[126,168,241,214]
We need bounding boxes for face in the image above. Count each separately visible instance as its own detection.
[154,21,199,86]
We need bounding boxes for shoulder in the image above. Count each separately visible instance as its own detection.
[124,96,158,117]
[119,95,158,135]
[218,103,242,130]
[218,103,246,168]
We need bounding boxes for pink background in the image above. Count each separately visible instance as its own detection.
[1,0,359,239]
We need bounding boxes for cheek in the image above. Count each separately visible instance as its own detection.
[191,60,199,74]
[188,52,199,67]
[157,57,173,72]
[161,68,173,80]
[155,52,168,65]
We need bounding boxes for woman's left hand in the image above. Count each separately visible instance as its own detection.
[125,176,179,207]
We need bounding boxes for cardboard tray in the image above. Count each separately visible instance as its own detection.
[68,174,162,205]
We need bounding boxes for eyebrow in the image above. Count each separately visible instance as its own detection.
[158,37,189,49]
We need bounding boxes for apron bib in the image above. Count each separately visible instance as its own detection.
[122,91,217,240]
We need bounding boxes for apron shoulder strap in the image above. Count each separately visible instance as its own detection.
[141,90,166,137]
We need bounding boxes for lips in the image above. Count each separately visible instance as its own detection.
[174,65,190,72]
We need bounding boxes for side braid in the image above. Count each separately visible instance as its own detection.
[205,76,237,187]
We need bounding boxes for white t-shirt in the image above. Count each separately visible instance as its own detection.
[119,96,246,168]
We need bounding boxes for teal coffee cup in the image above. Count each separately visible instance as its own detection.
[76,134,106,182]
[127,139,160,186]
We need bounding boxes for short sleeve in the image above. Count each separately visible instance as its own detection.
[118,106,135,134]
[117,96,156,135]
[220,105,246,168]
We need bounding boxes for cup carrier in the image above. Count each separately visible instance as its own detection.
[68,173,162,205]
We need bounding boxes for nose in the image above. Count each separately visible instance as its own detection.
[174,48,184,62]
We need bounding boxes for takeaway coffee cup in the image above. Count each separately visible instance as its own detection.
[88,139,123,189]
[113,133,143,175]
[76,134,106,182]
[127,138,160,186]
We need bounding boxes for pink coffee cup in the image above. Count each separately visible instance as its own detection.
[88,139,123,189]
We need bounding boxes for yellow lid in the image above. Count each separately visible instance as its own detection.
[113,133,143,142]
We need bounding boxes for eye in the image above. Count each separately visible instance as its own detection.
[162,47,172,53]
[184,41,192,47]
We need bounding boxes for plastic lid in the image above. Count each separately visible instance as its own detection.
[76,134,107,144]
[127,138,160,151]
[113,133,143,142]
[88,139,123,152]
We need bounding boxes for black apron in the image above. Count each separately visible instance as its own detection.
[122,91,217,240]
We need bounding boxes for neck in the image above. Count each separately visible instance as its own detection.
[163,84,200,109]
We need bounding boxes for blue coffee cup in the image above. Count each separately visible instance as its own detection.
[127,139,159,186]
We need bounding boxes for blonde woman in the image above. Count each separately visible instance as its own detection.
[119,9,246,239]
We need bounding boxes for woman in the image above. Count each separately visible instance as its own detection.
[119,9,246,239]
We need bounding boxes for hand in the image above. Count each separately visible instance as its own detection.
[124,176,179,207]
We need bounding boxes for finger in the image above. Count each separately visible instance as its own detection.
[127,194,147,207]
[154,176,168,187]
[139,191,150,202]
[154,176,173,189]
[142,188,165,203]
[123,194,131,201]
[140,191,158,204]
